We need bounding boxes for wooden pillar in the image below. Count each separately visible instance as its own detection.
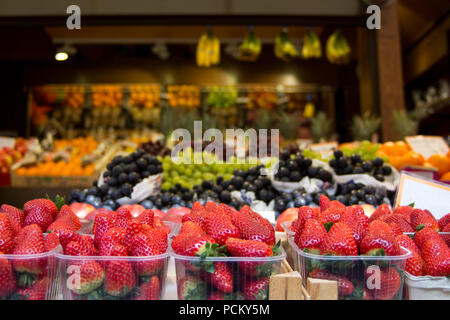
[376,0,406,141]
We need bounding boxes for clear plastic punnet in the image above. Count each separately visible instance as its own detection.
[0,247,61,300]
[288,236,411,300]
[55,252,169,300]
[171,246,286,300]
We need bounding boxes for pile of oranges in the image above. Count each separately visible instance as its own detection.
[15,137,98,177]
[378,141,450,181]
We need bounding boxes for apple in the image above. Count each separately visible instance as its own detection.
[69,202,96,219]
[275,207,299,232]
[152,209,165,219]
[361,204,376,218]
[118,204,146,218]
[85,208,113,221]
[163,207,191,224]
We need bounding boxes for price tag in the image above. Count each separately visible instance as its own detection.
[405,135,449,159]
[0,137,15,149]
[395,173,450,219]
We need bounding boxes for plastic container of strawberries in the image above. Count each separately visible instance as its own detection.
[55,252,169,300]
[0,247,61,300]
[404,272,450,300]
[280,221,295,237]
[288,236,411,300]
[171,247,286,300]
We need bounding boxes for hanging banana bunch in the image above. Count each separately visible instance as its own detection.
[196,27,221,67]
[274,27,299,62]
[326,29,351,65]
[238,27,261,62]
[301,28,322,59]
[303,94,315,118]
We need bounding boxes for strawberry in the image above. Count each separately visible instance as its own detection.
[144,227,168,254]
[24,198,58,219]
[70,261,105,295]
[442,224,450,247]
[109,244,128,256]
[0,252,16,297]
[318,206,345,225]
[234,210,275,245]
[309,269,354,296]
[48,222,80,248]
[44,232,61,252]
[191,201,204,213]
[379,214,414,233]
[341,208,369,245]
[294,218,327,254]
[201,261,233,293]
[0,205,23,235]
[99,227,126,256]
[421,239,450,276]
[205,201,217,212]
[152,216,171,234]
[132,275,160,300]
[243,277,269,300]
[123,219,143,253]
[13,224,41,247]
[180,221,205,235]
[47,215,76,232]
[205,210,239,246]
[365,267,400,300]
[320,222,358,256]
[182,213,206,231]
[410,209,439,231]
[171,233,218,256]
[438,213,450,231]
[93,213,114,248]
[0,213,14,254]
[136,209,154,226]
[369,203,392,222]
[57,205,82,230]
[413,227,443,251]
[12,229,46,277]
[178,276,207,300]
[104,260,136,297]
[13,277,48,300]
[395,234,420,254]
[360,220,398,256]
[114,207,132,229]
[23,199,57,231]
[292,206,318,233]
[130,232,162,276]
[319,195,330,212]
[393,205,414,223]
[239,206,273,233]
[225,237,274,277]
[388,223,403,237]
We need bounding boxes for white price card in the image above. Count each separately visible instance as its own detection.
[395,173,450,220]
[0,137,15,149]
[405,135,449,159]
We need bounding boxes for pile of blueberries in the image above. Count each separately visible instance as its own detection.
[329,150,392,181]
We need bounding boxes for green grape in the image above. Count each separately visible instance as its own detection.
[162,182,171,190]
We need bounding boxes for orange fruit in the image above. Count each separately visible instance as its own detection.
[440,171,450,181]
[427,154,450,176]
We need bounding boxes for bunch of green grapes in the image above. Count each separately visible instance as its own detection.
[302,149,329,163]
[340,140,385,161]
[159,148,259,190]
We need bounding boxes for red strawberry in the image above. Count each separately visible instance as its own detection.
[341,207,369,245]
[379,214,414,233]
[413,227,443,251]
[144,227,168,254]
[104,260,136,297]
[65,241,94,256]
[93,213,114,248]
[47,215,75,232]
[114,207,132,228]
[438,213,450,231]
[191,201,204,213]
[69,261,105,295]
[12,229,46,276]
[319,195,330,212]
[57,205,82,230]
[292,206,318,233]
[130,232,162,276]
[0,213,14,254]
[309,269,354,296]
[393,205,414,223]
[123,219,143,253]
[243,277,269,300]
[320,222,358,256]
[171,233,217,257]
[421,239,450,276]
[44,232,61,252]
[410,209,439,231]
[180,221,205,235]
[136,209,154,226]
[205,210,239,246]
[294,218,327,254]
[13,277,48,300]
[239,206,273,233]
[360,220,398,256]
[182,213,206,230]
[24,199,58,219]
[318,206,345,225]
[234,210,275,245]
[13,224,41,247]
[389,223,403,237]
[395,234,420,255]
[365,267,400,300]
[442,224,450,247]
[178,276,207,300]
[133,276,160,300]
[23,199,57,231]
[0,252,16,297]
[109,244,128,256]
[201,261,233,293]
[152,216,171,234]
[48,221,80,248]
[205,201,217,212]
[225,237,274,277]
[99,227,126,256]
[370,203,392,222]
[395,234,424,276]
[0,205,23,235]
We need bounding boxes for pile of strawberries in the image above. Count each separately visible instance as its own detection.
[171,201,279,300]
[0,197,75,300]
[60,206,170,300]
[290,195,450,300]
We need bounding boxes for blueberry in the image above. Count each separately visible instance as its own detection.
[219,190,231,203]
[274,199,286,212]
[294,197,307,207]
[122,156,133,164]
[85,194,96,204]
[351,154,362,165]
[112,165,123,177]
[161,193,171,205]
[362,162,372,172]
[136,158,148,170]
[121,183,133,197]
[247,184,257,193]
[248,167,258,176]
[319,170,332,181]
[290,171,302,181]
[172,195,182,204]
[106,177,118,187]
[92,198,103,208]
[221,180,231,189]
[356,189,366,199]
[154,199,163,208]
[103,170,112,178]
[213,185,223,194]
[216,176,224,185]
[277,167,289,178]
[260,177,270,187]
[182,191,194,201]
[140,200,154,209]
[349,195,359,205]
[364,194,377,205]
[118,172,128,184]
[112,156,122,165]
[282,193,293,202]
[372,158,383,168]
[287,201,295,208]
[246,175,257,183]
[253,179,264,191]
[382,165,392,176]
[140,171,150,179]
[202,180,213,190]
[337,158,347,168]
[106,162,114,171]
[333,150,343,159]
[128,172,140,185]
[307,167,318,178]
[344,166,353,174]
[287,160,298,171]
[70,189,80,201]
[125,163,138,173]
[258,189,268,202]
[352,167,364,174]
[112,189,123,200]
[147,165,158,175]
[375,174,385,182]
[280,150,290,161]
[231,176,244,189]
[336,195,348,205]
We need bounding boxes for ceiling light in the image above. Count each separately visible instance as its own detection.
[55,43,77,61]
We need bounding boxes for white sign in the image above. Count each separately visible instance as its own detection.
[395,173,450,220]
[405,135,449,159]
